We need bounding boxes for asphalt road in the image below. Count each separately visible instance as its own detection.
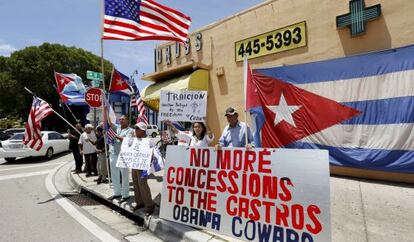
[0,153,108,242]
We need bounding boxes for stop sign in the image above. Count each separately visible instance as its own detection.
[85,88,103,108]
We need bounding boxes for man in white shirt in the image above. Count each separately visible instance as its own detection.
[78,124,97,177]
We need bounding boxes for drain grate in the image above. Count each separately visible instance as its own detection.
[62,194,101,206]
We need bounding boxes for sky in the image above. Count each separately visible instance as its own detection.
[0,0,263,89]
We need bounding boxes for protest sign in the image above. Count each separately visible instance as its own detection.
[116,137,152,170]
[160,146,331,242]
[159,90,207,122]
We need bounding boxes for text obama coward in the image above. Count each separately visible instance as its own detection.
[164,148,326,242]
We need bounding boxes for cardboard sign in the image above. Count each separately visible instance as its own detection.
[116,137,152,170]
[160,146,331,242]
[159,90,207,122]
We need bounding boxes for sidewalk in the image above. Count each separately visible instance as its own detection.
[70,164,414,242]
[69,168,230,242]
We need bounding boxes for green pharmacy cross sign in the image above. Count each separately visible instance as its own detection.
[336,0,381,37]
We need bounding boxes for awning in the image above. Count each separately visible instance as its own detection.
[141,69,209,111]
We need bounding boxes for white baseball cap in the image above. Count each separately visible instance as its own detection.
[134,122,147,131]
[85,124,94,129]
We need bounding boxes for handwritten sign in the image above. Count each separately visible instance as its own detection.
[159,90,207,122]
[116,137,152,170]
[160,146,331,242]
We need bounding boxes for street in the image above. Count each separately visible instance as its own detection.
[0,154,161,242]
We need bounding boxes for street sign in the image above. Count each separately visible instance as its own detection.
[85,88,103,108]
[87,70,103,81]
[91,80,101,88]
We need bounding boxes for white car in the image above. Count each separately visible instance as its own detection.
[146,124,159,138]
[0,131,70,162]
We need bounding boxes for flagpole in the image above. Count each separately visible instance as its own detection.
[63,102,79,122]
[60,100,70,131]
[243,55,249,147]
[24,87,82,136]
[100,0,112,186]
[107,66,115,107]
[101,93,112,186]
[52,84,78,122]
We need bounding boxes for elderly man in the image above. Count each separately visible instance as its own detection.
[108,115,133,202]
[131,122,155,215]
[217,107,254,148]
[78,124,97,177]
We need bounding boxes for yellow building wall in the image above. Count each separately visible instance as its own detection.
[153,0,414,141]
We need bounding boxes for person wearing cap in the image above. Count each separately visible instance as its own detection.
[165,120,214,147]
[131,122,155,215]
[78,124,98,177]
[216,107,254,148]
[107,115,133,202]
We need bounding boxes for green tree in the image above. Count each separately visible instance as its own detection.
[0,43,113,130]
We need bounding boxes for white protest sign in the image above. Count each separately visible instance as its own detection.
[159,90,207,122]
[160,146,331,242]
[116,137,152,170]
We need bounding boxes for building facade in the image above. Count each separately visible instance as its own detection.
[141,0,414,181]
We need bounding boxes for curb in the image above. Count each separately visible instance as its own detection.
[69,165,227,242]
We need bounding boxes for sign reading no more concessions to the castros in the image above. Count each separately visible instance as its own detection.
[160,146,331,242]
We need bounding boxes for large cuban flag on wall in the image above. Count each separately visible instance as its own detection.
[247,44,414,173]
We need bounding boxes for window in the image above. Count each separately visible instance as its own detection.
[48,133,64,140]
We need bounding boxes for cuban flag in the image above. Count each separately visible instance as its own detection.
[54,72,86,105]
[247,44,414,173]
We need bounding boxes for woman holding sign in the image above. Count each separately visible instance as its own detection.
[165,120,214,147]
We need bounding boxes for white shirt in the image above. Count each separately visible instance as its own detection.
[176,131,214,147]
[78,132,97,154]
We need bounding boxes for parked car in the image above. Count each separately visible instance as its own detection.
[0,131,70,162]
[3,128,26,140]
[0,131,9,141]
[146,125,159,137]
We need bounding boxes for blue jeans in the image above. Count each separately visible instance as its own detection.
[110,153,130,198]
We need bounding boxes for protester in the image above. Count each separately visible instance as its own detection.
[78,124,98,177]
[216,107,254,148]
[108,115,133,202]
[68,123,83,173]
[94,126,108,184]
[165,120,214,147]
[131,122,155,215]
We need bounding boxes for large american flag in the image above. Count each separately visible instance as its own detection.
[103,0,191,43]
[23,97,54,151]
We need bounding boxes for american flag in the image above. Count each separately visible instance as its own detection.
[103,97,117,144]
[130,94,137,108]
[134,89,148,124]
[23,97,54,151]
[103,0,191,43]
[105,123,117,145]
